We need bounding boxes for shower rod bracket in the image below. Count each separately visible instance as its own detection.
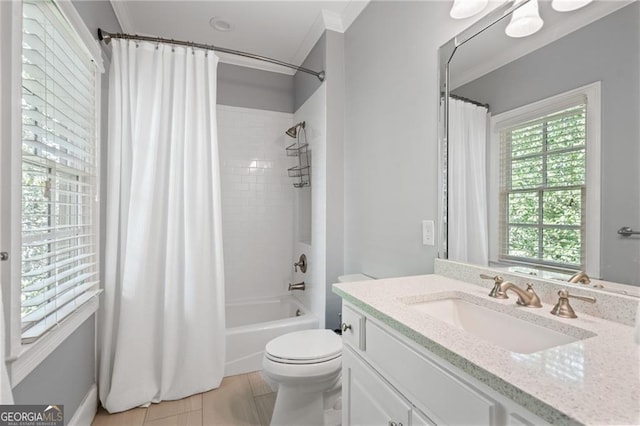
[97,28,326,81]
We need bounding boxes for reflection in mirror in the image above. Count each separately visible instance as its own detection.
[439,1,640,291]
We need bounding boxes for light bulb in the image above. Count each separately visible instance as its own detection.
[505,0,544,38]
[551,0,593,12]
[450,0,489,19]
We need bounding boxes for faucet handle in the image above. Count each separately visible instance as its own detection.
[294,254,307,273]
[480,274,505,298]
[551,289,596,319]
[480,274,503,283]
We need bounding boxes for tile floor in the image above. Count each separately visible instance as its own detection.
[92,372,276,426]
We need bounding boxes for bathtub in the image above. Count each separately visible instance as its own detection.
[225,295,318,376]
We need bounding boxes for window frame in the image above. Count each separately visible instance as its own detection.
[1,0,104,386]
[488,82,601,277]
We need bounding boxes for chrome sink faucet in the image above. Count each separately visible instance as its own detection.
[480,274,542,308]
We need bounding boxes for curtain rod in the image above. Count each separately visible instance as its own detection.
[97,29,325,82]
[442,92,489,109]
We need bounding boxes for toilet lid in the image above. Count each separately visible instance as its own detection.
[265,329,342,364]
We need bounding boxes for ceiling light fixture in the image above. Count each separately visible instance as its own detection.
[505,0,544,38]
[551,0,593,12]
[209,17,232,32]
[450,0,489,19]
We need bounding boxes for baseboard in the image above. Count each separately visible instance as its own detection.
[69,383,98,426]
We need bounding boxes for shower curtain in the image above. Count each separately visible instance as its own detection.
[449,98,489,265]
[99,39,225,413]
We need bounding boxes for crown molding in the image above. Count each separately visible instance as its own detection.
[289,10,328,67]
[290,0,370,68]
[106,0,371,77]
[340,0,370,31]
[322,10,344,33]
[109,0,134,34]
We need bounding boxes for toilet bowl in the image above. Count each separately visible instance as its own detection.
[263,274,374,426]
[262,329,342,426]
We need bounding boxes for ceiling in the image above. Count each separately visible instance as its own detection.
[109,0,369,74]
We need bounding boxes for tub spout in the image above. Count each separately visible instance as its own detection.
[288,281,305,291]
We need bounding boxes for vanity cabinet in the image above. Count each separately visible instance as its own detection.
[343,346,416,426]
[341,302,549,426]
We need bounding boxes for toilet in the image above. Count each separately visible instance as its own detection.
[262,273,374,426]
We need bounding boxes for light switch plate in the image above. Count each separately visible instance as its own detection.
[422,220,434,246]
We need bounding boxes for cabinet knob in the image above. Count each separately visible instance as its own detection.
[341,323,352,332]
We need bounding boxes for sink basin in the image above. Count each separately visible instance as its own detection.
[408,297,584,354]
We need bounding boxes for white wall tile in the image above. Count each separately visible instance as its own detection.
[217,105,295,302]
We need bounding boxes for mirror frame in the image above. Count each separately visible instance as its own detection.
[437,0,640,296]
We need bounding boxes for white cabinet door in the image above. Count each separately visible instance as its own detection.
[343,346,412,426]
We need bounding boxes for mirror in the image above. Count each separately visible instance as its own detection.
[439,0,640,291]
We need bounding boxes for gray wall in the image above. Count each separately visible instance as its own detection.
[323,30,346,331]
[294,33,326,111]
[343,1,469,279]
[453,3,640,285]
[218,64,294,113]
[12,318,95,425]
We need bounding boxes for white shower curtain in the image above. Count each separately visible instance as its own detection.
[449,98,489,265]
[99,39,225,413]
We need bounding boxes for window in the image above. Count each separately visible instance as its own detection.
[20,0,100,343]
[490,83,600,275]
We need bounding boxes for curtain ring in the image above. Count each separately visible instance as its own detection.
[155,42,159,50]
[135,41,139,48]
[192,46,195,55]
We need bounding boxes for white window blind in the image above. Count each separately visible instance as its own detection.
[499,101,587,269]
[21,0,99,343]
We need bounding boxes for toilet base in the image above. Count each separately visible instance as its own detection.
[270,381,341,426]
[271,386,324,426]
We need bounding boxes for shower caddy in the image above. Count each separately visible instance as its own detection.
[286,121,310,188]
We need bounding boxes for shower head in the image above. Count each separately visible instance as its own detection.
[285,121,305,138]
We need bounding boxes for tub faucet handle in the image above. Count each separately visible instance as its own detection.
[294,254,307,273]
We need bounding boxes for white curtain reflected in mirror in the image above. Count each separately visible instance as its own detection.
[448,98,489,265]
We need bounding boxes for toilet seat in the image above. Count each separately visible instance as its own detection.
[265,329,342,365]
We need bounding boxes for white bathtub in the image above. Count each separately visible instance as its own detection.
[225,296,318,376]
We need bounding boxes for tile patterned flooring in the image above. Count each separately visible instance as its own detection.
[92,372,276,426]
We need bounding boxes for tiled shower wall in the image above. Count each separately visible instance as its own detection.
[217,105,294,302]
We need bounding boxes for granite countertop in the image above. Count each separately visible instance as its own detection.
[333,274,640,426]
